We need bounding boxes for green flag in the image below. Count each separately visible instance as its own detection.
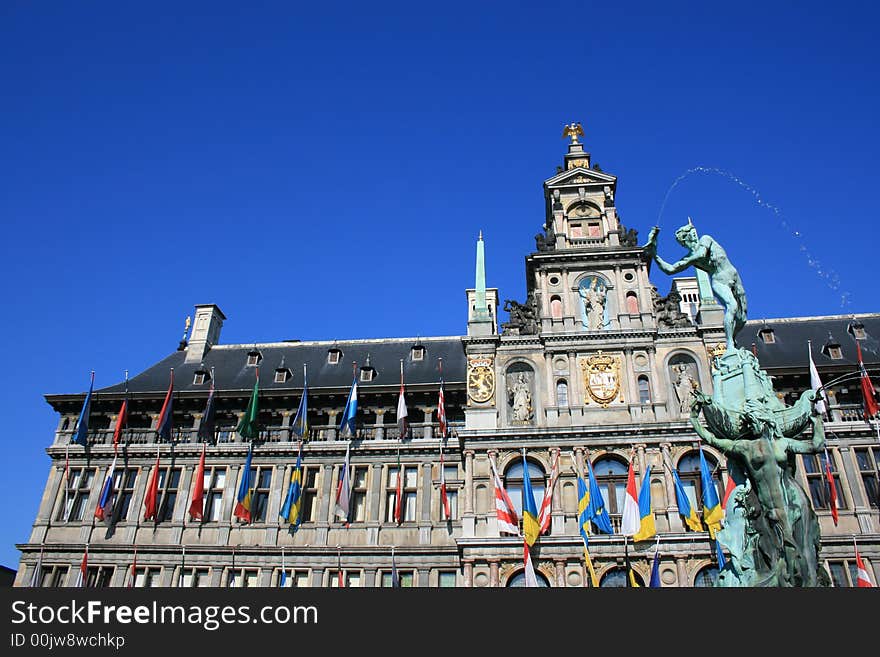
[237,373,260,439]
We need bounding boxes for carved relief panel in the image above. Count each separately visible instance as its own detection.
[579,352,624,407]
[467,356,495,405]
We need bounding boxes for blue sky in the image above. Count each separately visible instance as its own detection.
[1,2,878,569]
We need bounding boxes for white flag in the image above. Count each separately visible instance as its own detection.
[808,341,827,415]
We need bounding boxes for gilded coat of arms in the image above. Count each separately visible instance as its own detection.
[467,356,495,404]
[580,352,622,407]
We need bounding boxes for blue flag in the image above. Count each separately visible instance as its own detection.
[291,368,308,439]
[585,459,615,534]
[72,372,95,446]
[339,376,358,437]
[521,451,540,547]
[649,548,661,587]
[280,444,304,527]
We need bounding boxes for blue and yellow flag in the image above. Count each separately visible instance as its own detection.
[672,467,703,532]
[233,443,254,523]
[585,460,615,534]
[280,444,304,527]
[699,447,723,538]
[633,465,656,541]
[291,367,309,440]
[521,451,540,546]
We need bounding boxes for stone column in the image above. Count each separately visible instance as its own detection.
[463,560,474,587]
[675,556,689,587]
[374,409,386,440]
[418,567,430,588]
[661,443,683,531]
[319,464,335,524]
[464,450,475,514]
[554,559,566,587]
[488,560,500,587]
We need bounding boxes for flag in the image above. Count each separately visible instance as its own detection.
[700,448,723,538]
[336,550,344,588]
[196,379,216,443]
[633,465,656,541]
[127,547,137,588]
[391,549,400,588]
[142,446,161,521]
[29,546,43,588]
[437,376,448,438]
[808,341,827,416]
[279,550,287,587]
[236,371,260,440]
[649,546,661,588]
[339,375,358,438]
[94,454,117,522]
[537,450,559,535]
[624,538,639,587]
[156,370,174,442]
[857,342,879,420]
[280,443,304,527]
[72,372,94,447]
[620,460,641,537]
[715,539,727,571]
[111,375,129,453]
[439,442,450,520]
[523,543,539,587]
[721,473,737,511]
[583,545,599,587]
[397,362,409,439]
[583,459,615,535]
[393,448,404,524]
[188,443,207,521]
[291,366,309,439]
[334,441,352,523]
[824,449,839,526]
[75,545,88,588]
[671,467,703,532]
[521,450,540,546]
[233,443,254,523]
[490,459,519,536]
[855,548,874,587]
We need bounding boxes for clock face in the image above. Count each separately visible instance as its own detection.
[467,365,495,404]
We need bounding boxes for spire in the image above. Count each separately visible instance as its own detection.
[474,231,489,319]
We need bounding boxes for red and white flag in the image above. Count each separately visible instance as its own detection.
[437,378,448,439]
[620,460,641,537]
[188,443,207,521]
[857,342,879,420]
[721,473,737,511]
[536,450,559,534]
[855,547,874,587]
[439,443,450,520]
[523,542,539,587]
[75,545,88,588]
[397,362,409,439]
[490,458,519,536]
[824,449,839,526]
[127,547,137,588]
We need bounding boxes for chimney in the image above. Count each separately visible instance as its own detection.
[185,304,226,363]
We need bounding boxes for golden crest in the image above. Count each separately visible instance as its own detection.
[467,356,495,404]
[580,352,622,407]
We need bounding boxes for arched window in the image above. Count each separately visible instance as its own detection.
[504,459,546,518]
[694,565,719,587]
[599,567,643,588]
[592,456,628,523]
[626,291,639,315]
[638,375,651,404]
[556,380,568,406]
[677,451,723,529]
[550,295,563,319]
[506,569,551,587]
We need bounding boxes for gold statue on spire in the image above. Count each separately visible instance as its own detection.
[562,122,585,144]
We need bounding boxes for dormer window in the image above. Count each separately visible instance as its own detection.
[247,350,262,367]
[360,367,375,382]
[193,370,210,385]
[274,369,289,384]
[822,335,843,360]
[411,345,425,361]
[849,321,866,340]
[758,327,775,344]
[327,348,342,365]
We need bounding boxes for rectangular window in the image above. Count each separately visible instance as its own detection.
[85,566,114,588]
[237,466,273,523]
[381,571,414,587]
[386,465,418,522]
[827,560,862,587]
[278,570,310,587]
[274,370,288,383]
[39,565,69,587]
[58,468,95,522]
[178,567,211,587]
[302,467,319,522]
[227,568,260,588]
[587,221,601,237]
[133,567,162,588]
[854,446,880,508]
[193,372,206,385]
[110,468,138,521]
[569,223,583,238]
[156,468,181,523]
[360,369,374,382]
[801,453,846,510]
[351,466,368,522]
[203,467,226,522]
[437,571,457,588]
[329,571,361,587]
[445,489,459,520]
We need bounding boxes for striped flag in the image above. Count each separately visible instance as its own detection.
[700,446,723,538]
[93,454,117,522]
[232,443,254,523]
[75,545,88,588]
[521,450,540,547]
[633,464,656,541]
[339,374,358,438]
[523,543,539,587]
[397,362,409,439]
[437,376,448,439]
[536,450,559,535]
[620,459,641,536]
[291,365,309,439]
[126,547,137,588]
[721,473,737,511]
[489,458,519,536]
[856,547,874,587]
[72,372,95,447]
[280,442,304,527]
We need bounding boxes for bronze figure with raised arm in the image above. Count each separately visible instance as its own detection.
[644,219,747,351]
